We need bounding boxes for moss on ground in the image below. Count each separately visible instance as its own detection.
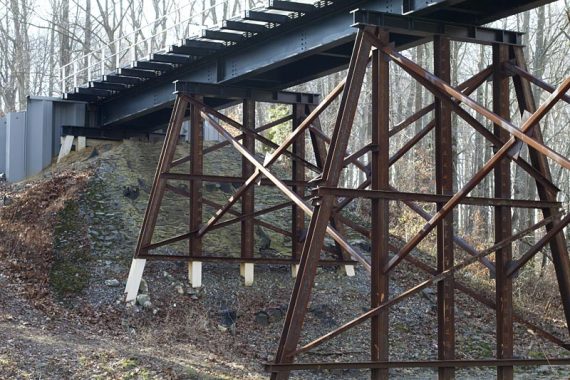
[50,199,91,297]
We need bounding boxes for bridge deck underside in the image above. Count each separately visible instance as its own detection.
[59,0,555,129]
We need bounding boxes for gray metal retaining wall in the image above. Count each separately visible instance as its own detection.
[1,97,87,183]
[6,112,27,182]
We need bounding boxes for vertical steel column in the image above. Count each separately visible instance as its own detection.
[434,36,455,380]
[493,43,514,380]
[242,100,256,260]
[371,30,390,380]
[308,110,349,262]
[511,46,570,336]
[190,96,204,257]
[292,104,306,260]
[271,29,371,380]
[128,95,189,301]
[136,95,189,256]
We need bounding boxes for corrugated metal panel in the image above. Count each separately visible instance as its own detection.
[0,116,6,174]
[183,118,224,142]
[26,99,54,177]
[6,112,26,182]
[204,119,224,142]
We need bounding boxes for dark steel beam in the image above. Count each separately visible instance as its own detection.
[119,68,159,79]
[151,53,192,64]
[133,61,176,72]
[292,104,306,260]
[90,81,128,91]
[493,43,514,380]
[403,0,557,25]
[104,75,143,85]
[170,45,219,56]
[63,92,99,102]
[174,81,320,104]
[268,0,316,14]
[223,19,268,33]
[61,125,157,140]
[182,38,225,50]
[266,358,570,371]
[245,9,291,24]
[434,36,454,380]
[352,10,524,45]
[203,29,245,42]
[76,87,114,97]
[316,187,561,209]
[242,99,255,261]
[403,0,462,14]
[189,96,203,257]
[370,31,390,380]
[138,254,356,265]
[96,1,541,127]
[161,173,306,187]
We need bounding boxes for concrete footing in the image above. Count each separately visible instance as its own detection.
[57,135,75,162]
[291,264,300,278]
[124,258,147,303]
[240,263,254,286]
[188,261,202,288]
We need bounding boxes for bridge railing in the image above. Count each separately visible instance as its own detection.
[59,0,249,94]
